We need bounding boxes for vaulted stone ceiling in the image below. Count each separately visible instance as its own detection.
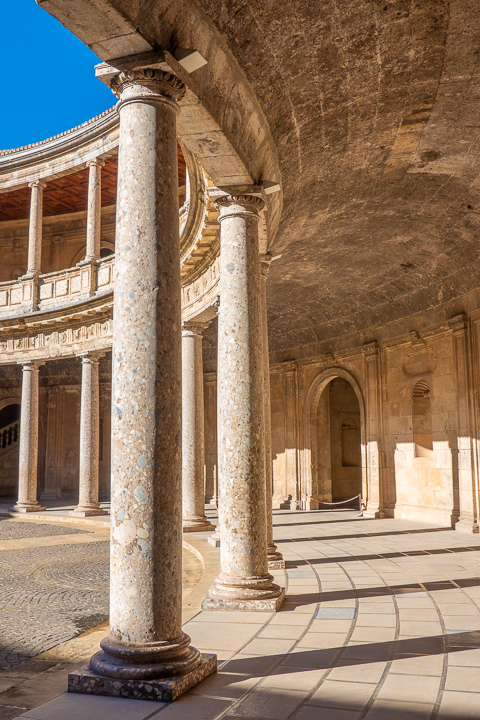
[193,0,480,351]
[40,0,480,353]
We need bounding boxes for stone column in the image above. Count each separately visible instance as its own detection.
[450,315,479,533]
[182,321,214,532]
[260,254,284,570]
[362,341,386,518]
[26,181,46,276]
[85,158,105,262]
[202,194,284,612]
[72,352,107,517]
[69,66,215,702]
[13,362,46,513]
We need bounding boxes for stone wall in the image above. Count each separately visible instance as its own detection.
[263,308,480,531]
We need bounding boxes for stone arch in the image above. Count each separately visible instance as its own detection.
[70,241,115,267]
[300,367,367,511]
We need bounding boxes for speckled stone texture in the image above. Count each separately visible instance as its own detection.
[12,362,45,513]
[202,195,284,612]
[84,158,104,262]
[182,322,214,532]
[260,255,284,570]
[72,353,107,517]
[70,67,214,699]
[26,181,45,276]
[69,654,216,702]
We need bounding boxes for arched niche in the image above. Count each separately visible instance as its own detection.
[300,367,367,511]
[413,379,433,458]
[71,241,115,267]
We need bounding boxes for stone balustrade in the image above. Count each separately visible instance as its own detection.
[0,256,114,319]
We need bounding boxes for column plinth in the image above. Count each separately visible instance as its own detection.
[12,362,45,513]
[260,254,285,570]
[69,66,215,702]
[72,353,107,517]
[182,322,214,533]
[201,195,284,613]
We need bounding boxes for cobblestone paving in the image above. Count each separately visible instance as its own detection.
[0,540,109,670]
[0,520,91,540]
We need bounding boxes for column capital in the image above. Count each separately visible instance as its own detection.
[17,360,44,370]
[214,194,265,219]
[449,313,468,334]
[86,157,106,169]
[182,320,210,337]
[28,180,47,190]
[75,351,105,364]
[110,68,186,110]
[210,295,220,315]
[362,340,379,357]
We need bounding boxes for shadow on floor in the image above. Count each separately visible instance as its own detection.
[276,526,454,544]
[282,576,480,606]
[285,544,480,567]
[224,629,480,674]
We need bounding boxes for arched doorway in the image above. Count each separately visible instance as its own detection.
[0,401,21,498]
[316,378,362,505]
[302,369,366,511]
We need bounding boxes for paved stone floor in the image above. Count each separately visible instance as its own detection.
[0,516,203,679]
[6,510,480,720]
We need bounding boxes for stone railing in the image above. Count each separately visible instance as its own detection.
[0,256,114,319]
[0,420,19,456]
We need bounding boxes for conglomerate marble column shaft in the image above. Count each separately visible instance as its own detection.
[70,66,215,702]
[260,254,284,570]
[202,194,284,612]
[13,362,45,513]
[182,322,214,532]
[85,158,105,261]
[72,353,107,517]
[26,181,46,275]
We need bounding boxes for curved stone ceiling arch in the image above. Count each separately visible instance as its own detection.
[36,0,480,353]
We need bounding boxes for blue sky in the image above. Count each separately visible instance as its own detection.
[1,1,115,150]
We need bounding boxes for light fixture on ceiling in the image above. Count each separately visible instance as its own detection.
[174,48,208,73]
[262,180,281,195]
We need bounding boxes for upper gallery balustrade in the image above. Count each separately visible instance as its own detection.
[0,109,220,324]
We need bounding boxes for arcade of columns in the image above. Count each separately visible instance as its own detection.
[8,65,285,700]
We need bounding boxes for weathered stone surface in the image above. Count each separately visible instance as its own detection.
[12,362,45,513]
[202,194,284,612]
[182,322,214,533]
[75,65,214,694]
[71,353,107,517]
[69,654,216,702]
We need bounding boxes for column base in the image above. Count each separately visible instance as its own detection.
[71,506,108,517]
[202,573,285,612]
[202,588,285,612]
[267,546,285,570]
[208,530,221,547]
[10,503,46,513]
[455,518,479,534]
[268,558,285,570]
[363,508,386,519]
[68,653,216,703]
[182,517,215,533]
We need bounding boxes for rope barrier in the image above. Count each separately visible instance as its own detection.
[301,492,365,516]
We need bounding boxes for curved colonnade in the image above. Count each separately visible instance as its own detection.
[2,52,480,702]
